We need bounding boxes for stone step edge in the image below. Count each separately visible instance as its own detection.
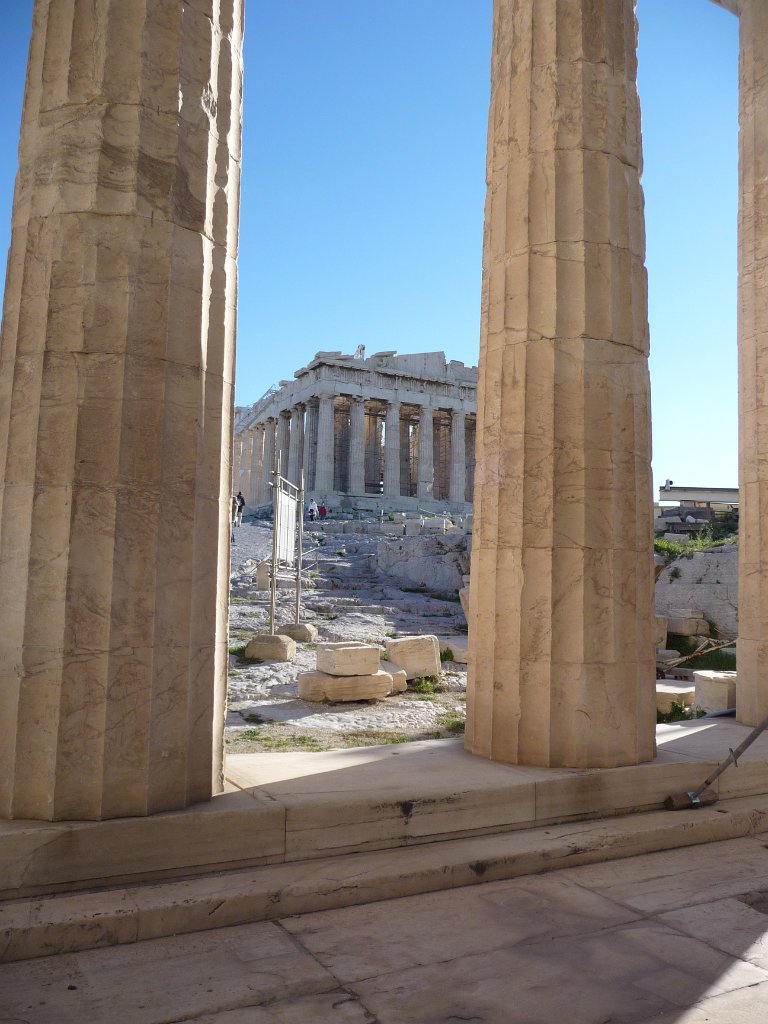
[3,794,768,965]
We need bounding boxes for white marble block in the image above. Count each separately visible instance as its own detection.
[244,635,297,663]
[298,669,396,702]
[316,642,381,676]
[694,671,737,713]
[384,635,441,680]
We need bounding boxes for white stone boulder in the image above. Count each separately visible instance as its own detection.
[655,683,695,714]
[384,635,441,680]
[316,641,381,676]
[694,670,737,713]
[298,669,396,702]
[244,634,296,663]
[279,622,319,642]
[379,660,408,693]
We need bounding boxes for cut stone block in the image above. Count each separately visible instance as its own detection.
[379,660,407,693]
[278,623,319,643]
[255,561,271,590]
[384,635,441,680]
[655,683,695,714]
[404,520,423,537]
[654,617,668,648]
[667,616,709,637]
[694,670,737,713]
[316,642,381,676]
[298,669,395,702]
[436,636,469,664]
[656,650,681,663]
[244,635,296,663]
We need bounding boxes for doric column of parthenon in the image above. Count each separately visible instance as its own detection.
[260,418,276,501]
[238,430,254,497]
[314,395,335,494]
[249,424,265,505]
[466,0,656,768]
[232,435,243,494]
[349,399,367,495]
[736,0,768,726]
[275,411,290,479]
[449,412,467,504]
[417,407,434,501]
[0,0,243,820]
[287,406,304,488]
[384,402,401,498]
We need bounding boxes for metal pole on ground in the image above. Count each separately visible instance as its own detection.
[269,453,280,636]
[295,471,304,625]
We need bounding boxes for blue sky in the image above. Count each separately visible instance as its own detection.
[0,1,740,492]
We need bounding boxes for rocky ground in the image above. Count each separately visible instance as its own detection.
[225,516,469,753]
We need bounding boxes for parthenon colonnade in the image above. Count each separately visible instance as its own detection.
[0,0,766,824]
[234,350,477,512]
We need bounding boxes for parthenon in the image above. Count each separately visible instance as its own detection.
[234,349,477,512]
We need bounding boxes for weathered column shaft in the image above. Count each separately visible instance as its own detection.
[737,0,768,725]
[303,401,319,491]
[466,0,655,769]
[314,396,335,494]
[383,403,401,498]
[349,399,366,494]
[0,0,243,820]
[275,412,290,479]
[417,406,434,500]
[287,406,304,487]
[238,431,254,498]
[232,436,243,494]
[250,425,265,505]
[449,412,467,504]
[261,419,276,504]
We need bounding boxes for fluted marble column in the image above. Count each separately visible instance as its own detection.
[232,436,243,494]
[314,395,335,493]
[275,412,291,480]
[417,406,434,500]
[250,424,265,505]
[261,419,276,502]
[238,430,254,498]
[287,405,304,487]
[449,411,467,504]
[349,399,366,494]
[737,0,768,726]
[466,0,654,769]
[0,0,243,820]
[383,402,401,498]
[303,401,319,491]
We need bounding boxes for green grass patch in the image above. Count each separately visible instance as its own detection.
[436,710,466,734]
[410,677,446,695]
[657,701,707,724]
[440,647,455,662]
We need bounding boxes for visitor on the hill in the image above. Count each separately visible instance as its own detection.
[308,499,318,521]
[318,502,327,520]
[235,491,245,526]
